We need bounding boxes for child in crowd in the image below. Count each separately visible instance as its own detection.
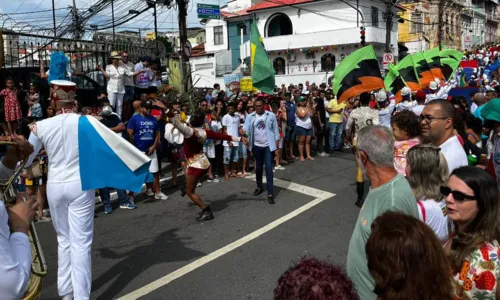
[26,84,43,120]
[0,78,22,134]
[391,110,421,176]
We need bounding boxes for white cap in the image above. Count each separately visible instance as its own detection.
[434,78,441,86]
[401,86,411,97]
[376,90,387,102]
[429,81,438,90]
[99,105,113,116]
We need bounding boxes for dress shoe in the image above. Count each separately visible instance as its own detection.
[268,195,275,204]
[254,187,263,196]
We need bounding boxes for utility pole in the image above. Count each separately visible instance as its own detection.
[177,0,191,93]
[153,1,158,56]
[72,0,83,71]
[384,0,393,54]
[437,0,446,50]
[52,0,57,36]
[112,0,115,43]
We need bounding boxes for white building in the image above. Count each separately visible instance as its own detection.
[193,0,402,88]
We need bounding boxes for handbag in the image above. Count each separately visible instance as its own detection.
[27,161,44,179]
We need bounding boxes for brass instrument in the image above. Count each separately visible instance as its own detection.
[0,142,47,300]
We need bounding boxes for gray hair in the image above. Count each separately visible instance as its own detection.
[357,125,395,167]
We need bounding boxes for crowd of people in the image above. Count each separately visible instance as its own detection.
[1,46,500,300]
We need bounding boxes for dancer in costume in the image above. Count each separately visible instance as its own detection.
[167,109,246,221]
[26,80,150,300]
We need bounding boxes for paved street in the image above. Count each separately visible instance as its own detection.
[37,151,363,300]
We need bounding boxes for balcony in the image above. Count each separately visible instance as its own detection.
[254,27,394,52]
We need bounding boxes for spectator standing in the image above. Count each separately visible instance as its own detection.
[480,99,500,185]
[346,125,418,300]
[120,51,135,121]
[0,78,22,134]
[295,96,315,161]
[134,57,153,97]
[406,144,449,242]
[326,94,346,153]
[99,51,137,118]
[284,93,297,160]
[420,99,468,174]
[222,102,240,180]
[243,98,280,204]
[127,100,167,203]
[345,93,379,207]
[313,90,328,157]
[98,106,131,213]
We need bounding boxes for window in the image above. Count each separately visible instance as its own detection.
[238,24,247,36]
[410,13,423,33]
[266,13,293,37]
[214,26,223,45]
[321,54,335,72]
[371,6,379,27]
[273,57,286,75]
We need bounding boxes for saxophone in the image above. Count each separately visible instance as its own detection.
[0,142,47,300]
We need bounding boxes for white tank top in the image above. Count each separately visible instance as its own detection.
[295,107,312,129]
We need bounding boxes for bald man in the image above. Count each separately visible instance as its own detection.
[132,100,142,116]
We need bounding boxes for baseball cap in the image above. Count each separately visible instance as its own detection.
[415,90,426,102]
[376,90,387,102]
[141,100,153,109]
[401,87,411,97]
[429,81,438,91]
[296,96,306,102]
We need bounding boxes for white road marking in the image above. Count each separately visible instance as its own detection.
[117,178,335,300]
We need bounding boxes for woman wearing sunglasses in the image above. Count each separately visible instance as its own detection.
[442,166,500,300]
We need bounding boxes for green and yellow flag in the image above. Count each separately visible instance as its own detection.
[440,49,464,80]
[251,17,275,94]
[332,45,384,103]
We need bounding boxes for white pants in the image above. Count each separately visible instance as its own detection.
[47,181,95,300]
[108,92,125,117]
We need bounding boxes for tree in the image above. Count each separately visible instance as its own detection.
[157,36,173,54]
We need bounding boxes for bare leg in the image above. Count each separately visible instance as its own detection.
[306,136,314,160]
[298,136,305,161]
[288,142,295,159]
[186,174,206,209]
[171,160,178,186]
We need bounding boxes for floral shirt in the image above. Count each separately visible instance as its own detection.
[453,241,500,300]
[394,138,420,176]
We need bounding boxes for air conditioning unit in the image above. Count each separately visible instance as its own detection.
[287,53,296,62]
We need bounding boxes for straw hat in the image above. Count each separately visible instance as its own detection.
[110,51,121,59]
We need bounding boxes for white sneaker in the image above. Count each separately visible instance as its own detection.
[155,192,169,200]
[62,293,74,300]
[146,188,154,196]
[275,165,285,170]
[197,182,202,187]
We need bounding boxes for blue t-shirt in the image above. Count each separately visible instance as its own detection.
[285,101,296,126]
[127,113,159,152]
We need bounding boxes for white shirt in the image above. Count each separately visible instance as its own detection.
[378,100,396,128]
[134,63,153,89]
[211,120,222,145]
[106,64,132,94]
[470,103,478,113]
[0,163,32,300]
[439,135,468,174]
[27,113,81,183]
[411,104,425,116]
[395,100,417,112]
[417,199,449,242]
[222,114,240,147]
[324,99,330,119]
[120,61,135,87]
[254,113,269,147]
[295,107,312,129]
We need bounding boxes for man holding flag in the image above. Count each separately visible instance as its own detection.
[250,17,275,94]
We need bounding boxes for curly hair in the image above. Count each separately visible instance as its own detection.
[274,257,359,300]
[366,212,454,300]
[390,110,421,138]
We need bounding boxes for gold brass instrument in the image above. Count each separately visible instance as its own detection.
[0,141,47,300]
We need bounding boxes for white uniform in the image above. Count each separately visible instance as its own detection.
[27,113,94,300]
[346,107,380,142]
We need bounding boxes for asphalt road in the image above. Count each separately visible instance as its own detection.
[36,150,363,300]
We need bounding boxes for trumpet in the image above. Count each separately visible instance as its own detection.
[0,141,47,300]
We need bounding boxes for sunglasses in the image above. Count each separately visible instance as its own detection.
[440,186,476,201]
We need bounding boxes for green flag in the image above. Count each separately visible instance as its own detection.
[423,47,445,81]
[332,45,384,103]
[412,52,434,89]
[251,17,275,94]
[384,55,421,102]
[440,49,464,80]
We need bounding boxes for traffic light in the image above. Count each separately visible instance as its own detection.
[360,26,366,47]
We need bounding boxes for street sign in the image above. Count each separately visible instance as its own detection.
[383,53,394,69]
[197,3,220,19]
[465,35,472,49]
[183,40,192,57]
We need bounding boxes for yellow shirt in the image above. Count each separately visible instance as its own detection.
[327,99,346,123]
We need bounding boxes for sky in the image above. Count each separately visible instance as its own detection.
[0,0,227,36]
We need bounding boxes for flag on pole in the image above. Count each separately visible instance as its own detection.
[384,55,421,102]
[439,49,464,80]
[332,45,384,103]
[412,52,434,89]
[251,17,275,95]
[423,47,445,81]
